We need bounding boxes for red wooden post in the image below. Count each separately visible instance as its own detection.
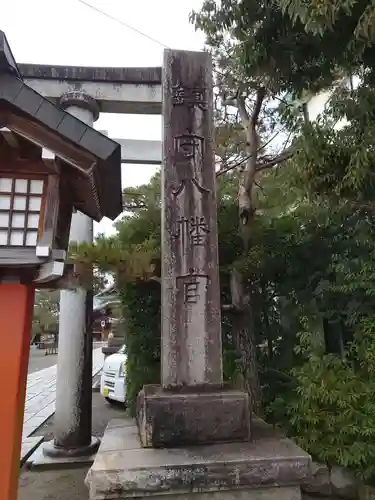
[0,284,34,500]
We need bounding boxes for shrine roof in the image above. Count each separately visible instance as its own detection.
[0,31,123,221]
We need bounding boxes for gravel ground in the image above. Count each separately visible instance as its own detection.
[18,390,127,500]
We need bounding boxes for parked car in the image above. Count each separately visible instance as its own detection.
[100,345,127,405]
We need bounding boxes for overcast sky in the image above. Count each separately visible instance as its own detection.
[2,0,205,235]
[3,0,326,237]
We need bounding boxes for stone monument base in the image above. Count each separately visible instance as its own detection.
[136,384,251,447]
[85,417,311,500]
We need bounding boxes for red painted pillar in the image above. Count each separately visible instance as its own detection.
[0,284,34,500]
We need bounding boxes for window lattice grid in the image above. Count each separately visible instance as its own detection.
[0,177,45,247]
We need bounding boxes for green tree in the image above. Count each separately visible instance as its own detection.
[275,0,375,44]
[90,173,243,414]
[190,0,375,414]
[70,5,375,465]
[32,290,60,340]
[190,0,326,411]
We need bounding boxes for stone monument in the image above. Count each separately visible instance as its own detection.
[85,49,311,500]
[137,48,250,447]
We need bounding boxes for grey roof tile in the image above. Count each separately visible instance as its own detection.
[0,73,122,220]
[13,85,45,116]
[34,100,64,129]
[0,74,23,101]
[0,31,21,78]
[56,113,87,143]
[79,127,116,160]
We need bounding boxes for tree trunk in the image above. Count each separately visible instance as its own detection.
[261,284,273,361]
[230,269,262,414]
[230,89,266,417]
[233,307,262,415]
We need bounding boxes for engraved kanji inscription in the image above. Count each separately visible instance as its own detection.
[191,88,207,110]
[172,82,185,105]
[175,133,203,160]
[172,81,207,110]
[176,270,209,304]
[190,216,210,245]
[185,280,199,304]
[171,216,210,247]
[172,134,210,196]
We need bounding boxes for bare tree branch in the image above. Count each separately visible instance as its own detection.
[216,128,282,177]
[237,88,266,184]
[255,148,294,172]
[237,93,251,129]
[237,87,266,230]
[251,88,266,125]
[302,103,310,124]
[254,179,265,191]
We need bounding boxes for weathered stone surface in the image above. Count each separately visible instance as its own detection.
[89,485,302,500]
[161,49,223,390]
[19,64,162,84]
[137,384,250,447]
[330,466,358,499]
[302,495,334,500]
[85,418,311,499]
[302,462,331,496]
[301,462,358,500]
[360,485,375,500]
[138,47,250,449]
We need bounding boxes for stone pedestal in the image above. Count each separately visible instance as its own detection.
[85,418,311,500]
[137,384,250,447]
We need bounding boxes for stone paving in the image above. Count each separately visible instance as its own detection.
[21,437,44,466]
[21,348,104,462]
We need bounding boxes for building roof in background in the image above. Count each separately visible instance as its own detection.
[93,284,120,311]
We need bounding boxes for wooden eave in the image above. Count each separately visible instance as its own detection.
[0,38,122,221]
[0,127,58,174]
[0,127,100,215]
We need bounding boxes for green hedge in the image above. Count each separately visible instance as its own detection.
[121,279,239,416]
[121,280,161,416]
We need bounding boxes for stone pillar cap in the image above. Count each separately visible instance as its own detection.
[59,91,100,122]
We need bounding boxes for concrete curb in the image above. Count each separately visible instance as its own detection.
[20,437,44,467]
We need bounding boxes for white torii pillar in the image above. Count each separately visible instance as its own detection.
[43,91,100,458]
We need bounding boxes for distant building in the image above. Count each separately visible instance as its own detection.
[93,285,121,341]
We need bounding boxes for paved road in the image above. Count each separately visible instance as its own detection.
[21,346,105,463]
[28,345,58,374]
[28,342,104,374]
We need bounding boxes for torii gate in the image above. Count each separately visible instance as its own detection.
[18,62,163,463]
[20,63,162,164]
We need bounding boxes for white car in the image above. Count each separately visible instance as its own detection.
[100,346,127,405]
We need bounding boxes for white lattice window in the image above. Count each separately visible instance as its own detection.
[0,177,46,247]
